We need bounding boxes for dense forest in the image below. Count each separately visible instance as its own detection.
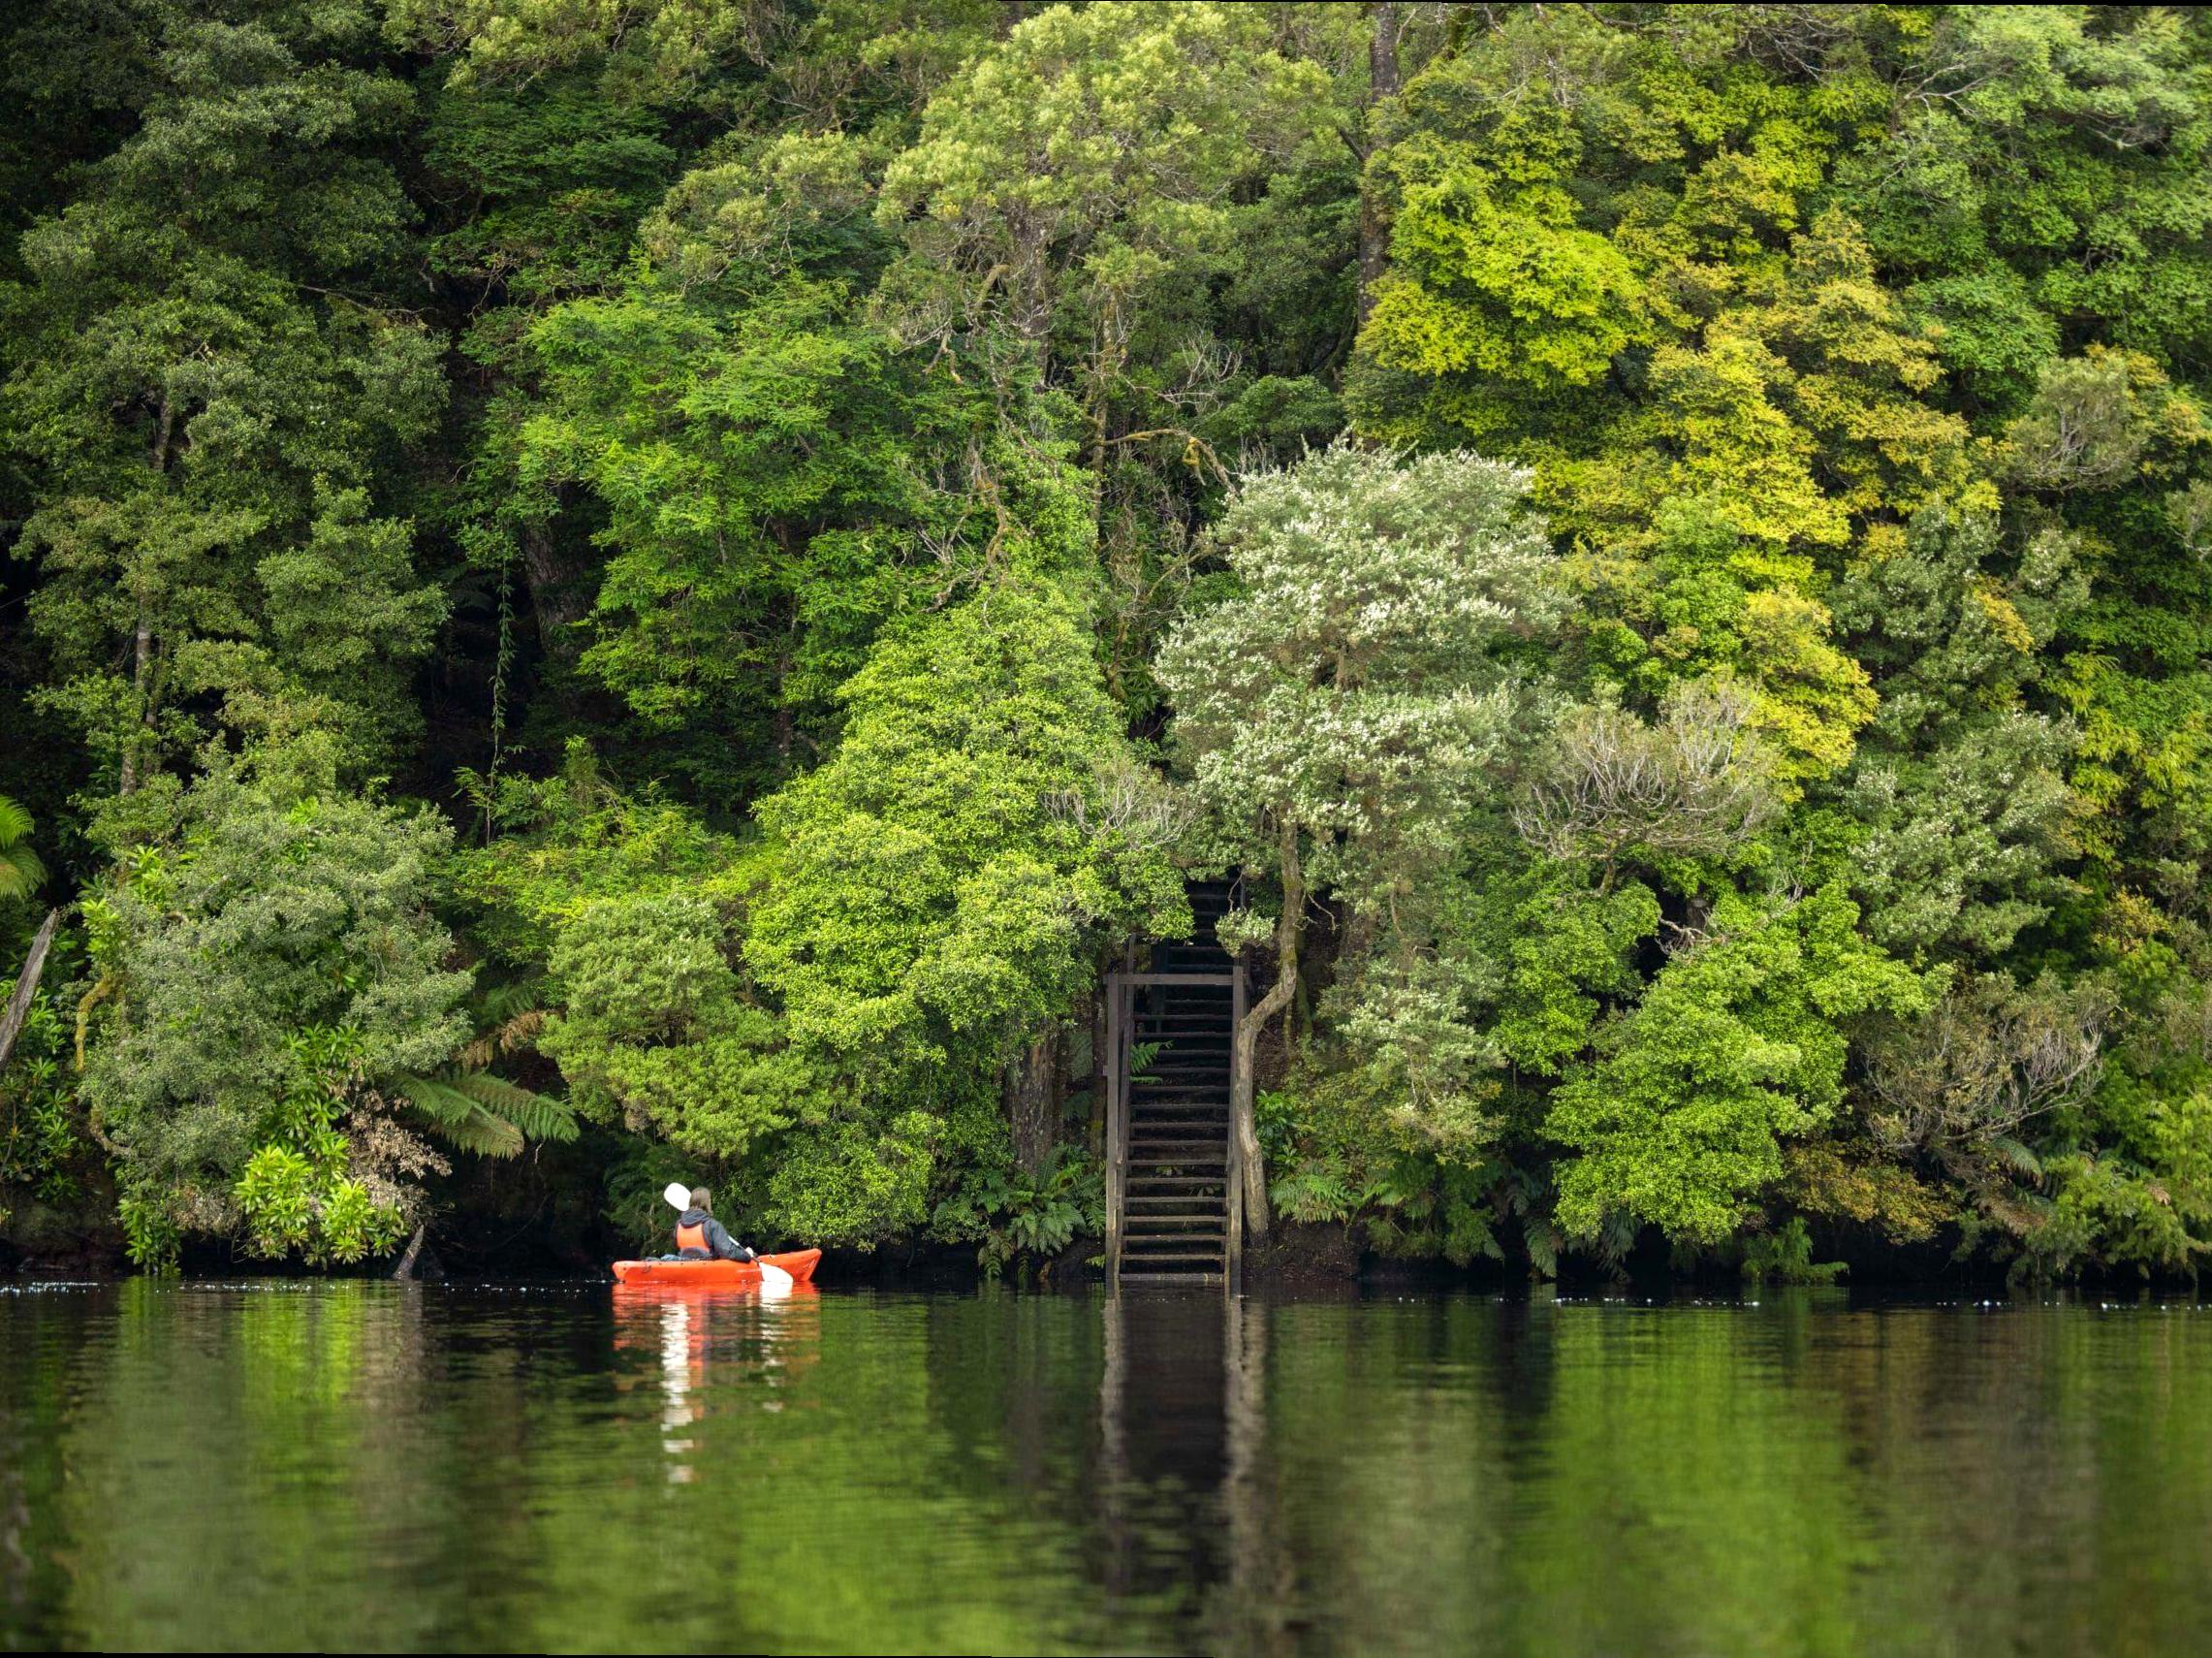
[2,1,2209,1284]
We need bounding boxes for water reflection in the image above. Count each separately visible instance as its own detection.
[608,1285,826,1482]
[6,1285,2212,1653]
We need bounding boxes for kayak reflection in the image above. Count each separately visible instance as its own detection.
[613,1282,824,1480]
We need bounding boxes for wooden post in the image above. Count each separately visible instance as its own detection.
[1104,972,1127,1292]
[1226,959,1248,1296]
[0,909,61,1078]
[391,1224,427,1283]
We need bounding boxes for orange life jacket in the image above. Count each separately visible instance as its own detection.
[675,1219,710,1256]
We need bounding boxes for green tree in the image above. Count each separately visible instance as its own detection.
[78,752,475,1267]
[1547,883,1926,1243]
[1159,441,1567,1234]
[750,581,1185,1185]
[517,133,1090,798]
[1826,509,2082,964]
[2,1,445,791]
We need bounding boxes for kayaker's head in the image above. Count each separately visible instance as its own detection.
[688,1186,713,1215]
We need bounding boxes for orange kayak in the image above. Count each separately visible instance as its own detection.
[612,1249,822,1288]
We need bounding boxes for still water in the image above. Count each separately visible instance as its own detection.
[4,1283,2211,1655]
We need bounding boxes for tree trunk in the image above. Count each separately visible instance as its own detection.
[121,396,176,796]
[1084,987,1108,1154]
[118,613,152,794]
[391,1224,427,1283]
[1356,2,1403,327]
[0,909,61,1078]
[518,518,593,666]
[1007,1026,1060,1177]
[1231,825,1303,1244]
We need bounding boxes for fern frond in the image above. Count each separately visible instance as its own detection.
[451,1071,578,1143]
[458,1004,549,1071]
[0,845,44,901]
[393,1074,525,1159]
[393,1075,470,1124]
[478,980,547,1027]
[1522,1215,1560,1279]
[496,1007,549,1054]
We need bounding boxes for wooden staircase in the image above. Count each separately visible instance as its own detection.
[1108,881,1245,1291]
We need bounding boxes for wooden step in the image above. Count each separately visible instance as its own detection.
[1123,1220,1225,1230]
[1126,1219,1226,1234]
[1122,1243,1226,1259]
[1129,1143,1227,1157]
[1125,1174,1225,1188]
[1123,1214,1226,1229]
[1123,1199,1225,1212]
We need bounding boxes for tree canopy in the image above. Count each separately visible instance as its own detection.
[5,2,2212,1285]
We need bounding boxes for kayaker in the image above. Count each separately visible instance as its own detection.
[673,1188,756,1262]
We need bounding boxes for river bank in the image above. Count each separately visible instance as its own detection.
[9,1187,2192,1296]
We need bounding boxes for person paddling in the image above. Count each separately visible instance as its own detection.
[671,1186,756,1262]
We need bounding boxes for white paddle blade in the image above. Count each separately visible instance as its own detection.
[663,1182,693,1212]
[756,1259,793,1296]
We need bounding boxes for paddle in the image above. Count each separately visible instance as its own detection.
[662,1184,792,1291]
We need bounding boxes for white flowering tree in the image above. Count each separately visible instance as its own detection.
[1156,440,1566,1236]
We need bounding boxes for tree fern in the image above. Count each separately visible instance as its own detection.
[398,979,578,1160]
[393,1074,526,1158]
[393,1070,576,1160]
[0,795,44,902]
[452,1070,577,1143]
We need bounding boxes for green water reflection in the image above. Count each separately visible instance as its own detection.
[4,1284,2211,1654]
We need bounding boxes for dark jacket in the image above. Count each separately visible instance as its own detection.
[675,1208,755,1261]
